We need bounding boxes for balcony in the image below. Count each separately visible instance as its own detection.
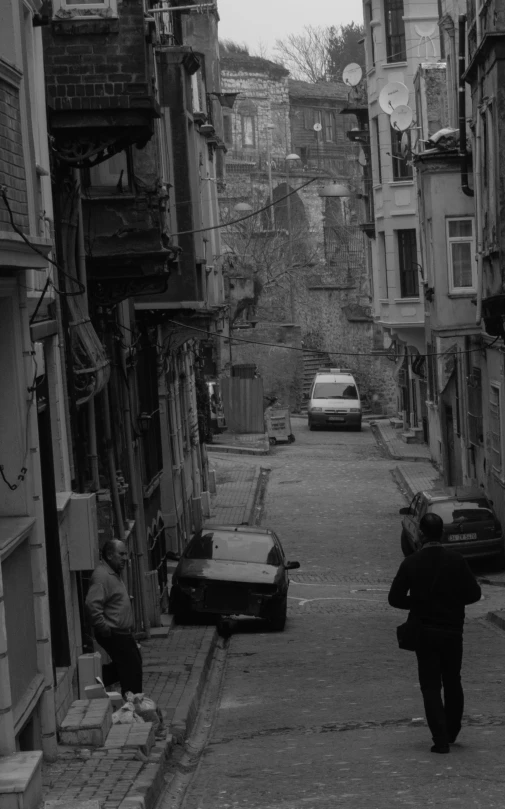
[43,1,159,168]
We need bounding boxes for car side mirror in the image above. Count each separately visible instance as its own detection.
[285,560,300,570]
[399,507,411,515]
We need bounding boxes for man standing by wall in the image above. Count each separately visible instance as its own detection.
[388,513,481,753]
[85,540,142,697]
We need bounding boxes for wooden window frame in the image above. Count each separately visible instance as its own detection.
[397,229,419,298]
[446,217,476,293]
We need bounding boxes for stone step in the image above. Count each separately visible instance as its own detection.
[389,417,404,430]
[59,698,113,747]
[0,751,42,809]
[103,721,155,757]
[400,429,425,445]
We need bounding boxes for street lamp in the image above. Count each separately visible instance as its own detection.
[285,153,300,323]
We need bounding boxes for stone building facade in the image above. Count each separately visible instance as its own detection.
[219,52,396,413]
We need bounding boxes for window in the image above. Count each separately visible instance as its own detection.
[391,128,412,179]
[52,0,117,18]
[397,229,419,297]
[378,231,388,298]
[303,108,314,129]
[384,0,406,62]
[446,218,475,292]
[324,110,336,142]
[426,342,438,400]
[84,150,131,193]
[223,114,233,146]
[241,115,255,147]
[373,117,382,183]
[467,367,483,446]
[490,384,502,473]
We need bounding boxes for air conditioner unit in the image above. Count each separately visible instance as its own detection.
[67,492,99,571]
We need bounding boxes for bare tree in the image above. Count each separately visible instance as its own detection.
[273,25,334,83]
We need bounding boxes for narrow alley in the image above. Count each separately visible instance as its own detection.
[173,419,505,809]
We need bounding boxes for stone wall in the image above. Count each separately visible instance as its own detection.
[0,77,28,234]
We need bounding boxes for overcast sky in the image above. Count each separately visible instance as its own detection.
[217,0,364,56]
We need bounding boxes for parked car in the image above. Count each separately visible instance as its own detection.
[399,487,505,563]
[306,368,362,431]
[169,525,300,630]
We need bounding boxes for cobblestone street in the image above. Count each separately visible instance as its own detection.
[178,417,505,809]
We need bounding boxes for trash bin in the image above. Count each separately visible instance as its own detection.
[265,406,295,445]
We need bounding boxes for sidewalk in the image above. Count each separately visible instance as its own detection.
[371,419,431,461]
[42,625,217,809]
[41,458,265,809]
[207,431,270,456]
[207,457,265,525]
[391,461,442,501]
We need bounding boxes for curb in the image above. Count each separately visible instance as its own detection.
[118,628,219,809]
[486,610,505,631]
[245,465,270,525]
[206,444,270,456]
[390,466,414,500]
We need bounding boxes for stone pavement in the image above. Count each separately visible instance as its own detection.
[371,419,431,461]
[207,456,264,525]
[41,455,265,809]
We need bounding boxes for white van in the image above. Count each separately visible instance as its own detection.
[307,368,362,431]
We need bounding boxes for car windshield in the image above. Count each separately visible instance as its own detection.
[313,382,358,399]
[429,499,495,524]
[185,532,281,565]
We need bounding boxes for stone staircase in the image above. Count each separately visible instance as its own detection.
[300,351,331,414]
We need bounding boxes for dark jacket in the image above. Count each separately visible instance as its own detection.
[85,561,133,636]
[388,544,481,631]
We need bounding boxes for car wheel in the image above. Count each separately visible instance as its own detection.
[352,423,362,432]
[401,530,414,557]
[493,547,505,571]
[309,423,315,431]
[269,596,287,631]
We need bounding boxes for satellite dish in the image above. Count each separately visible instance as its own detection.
[378,82,409,113]
[401,132,410,156]
[313,122,322,132]
[342,63,363,87]
[390,104,413,131]
[358,149,367,167]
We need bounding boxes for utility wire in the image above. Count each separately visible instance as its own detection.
[163,318,498,361]
[168,176,318,238]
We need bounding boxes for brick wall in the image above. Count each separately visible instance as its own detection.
[43,0,150,112]
[0,78,29,234]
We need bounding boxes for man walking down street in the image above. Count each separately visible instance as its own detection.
[388,513,481,754]
[85,539,142,698]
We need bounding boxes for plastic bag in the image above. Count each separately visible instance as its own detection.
[112,700,145,725]
[127,692,163,730]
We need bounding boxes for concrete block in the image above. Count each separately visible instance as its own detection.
[59,699,112,747]
[78,653,102,699]
[84,684,108,701]
[389,417,404,430]
[103,722,155,757]
[0,751,42,809]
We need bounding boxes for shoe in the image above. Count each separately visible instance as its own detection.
[431,744,450,754]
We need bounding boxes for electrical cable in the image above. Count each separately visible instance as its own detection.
[162,318,499,361]
[0,187,86,297]
[167,176,318,238]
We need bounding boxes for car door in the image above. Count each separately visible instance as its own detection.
[403,494,420,543]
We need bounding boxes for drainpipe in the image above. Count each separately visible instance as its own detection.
[458,16,474,198]
[117,305,150,638]
[474,12,484,326]
[73,169,100,492]
[102,382,125,542]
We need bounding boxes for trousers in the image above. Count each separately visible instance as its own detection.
[415,627,463,746]
[95,631,143,697]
